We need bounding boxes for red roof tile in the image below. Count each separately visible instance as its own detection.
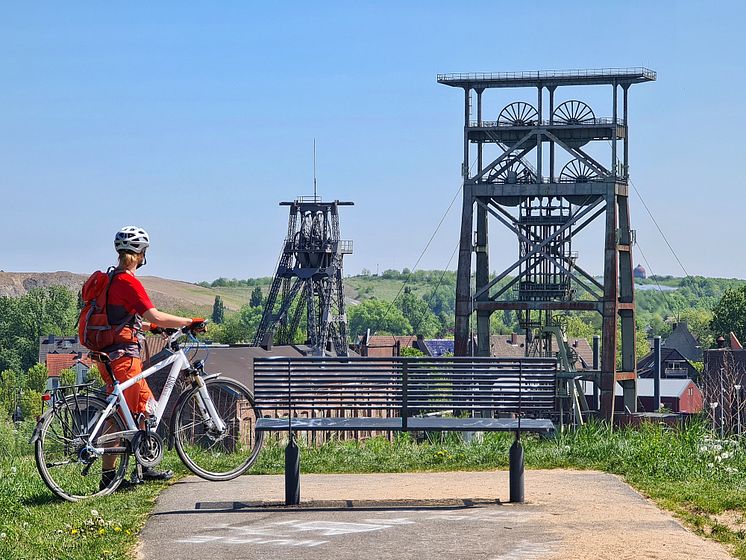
[45,353,92,378]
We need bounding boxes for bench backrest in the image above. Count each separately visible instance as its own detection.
[253,357,557,418]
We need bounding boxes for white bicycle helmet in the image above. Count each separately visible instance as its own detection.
[114,226,150,254]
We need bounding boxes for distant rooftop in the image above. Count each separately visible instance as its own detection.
[437,67,656,89]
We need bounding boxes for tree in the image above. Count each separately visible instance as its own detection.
[711,286,746,344]
[250,287,263,308]
[347,299,411,338]
[26,363,48,393]
[59,368,76,387]
[211,295,225,324]
[675,307,714,349]
[397,289,440,337]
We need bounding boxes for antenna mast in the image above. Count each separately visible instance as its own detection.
[313,139,317,200]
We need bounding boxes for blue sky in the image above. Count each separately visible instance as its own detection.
[1,1,744,282]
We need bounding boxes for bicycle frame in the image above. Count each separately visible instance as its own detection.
[86,337,226,454]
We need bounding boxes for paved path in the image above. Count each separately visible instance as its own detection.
[138,470,733,560]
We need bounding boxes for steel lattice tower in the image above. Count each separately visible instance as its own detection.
[253,198,354,356]
[438,68,655,420]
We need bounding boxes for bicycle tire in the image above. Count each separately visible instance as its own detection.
[173,377,264,481]
[35,393,129,502]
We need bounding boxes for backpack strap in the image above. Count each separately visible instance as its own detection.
[105,268,135,332]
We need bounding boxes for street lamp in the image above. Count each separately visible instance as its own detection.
[735,385,743,437]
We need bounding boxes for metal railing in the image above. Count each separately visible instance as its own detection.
[470,117,625,128]
[438,67,656,82]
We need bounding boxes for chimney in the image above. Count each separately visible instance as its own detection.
[511,332,519,345]
[260,331,273,351]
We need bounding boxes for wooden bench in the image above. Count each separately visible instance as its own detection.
[253,356,557,504]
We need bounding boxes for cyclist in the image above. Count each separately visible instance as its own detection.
[97,225,205,489]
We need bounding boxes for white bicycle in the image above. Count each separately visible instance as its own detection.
[31,324,264,501]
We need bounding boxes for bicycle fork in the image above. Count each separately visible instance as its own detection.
[193,376,227,433]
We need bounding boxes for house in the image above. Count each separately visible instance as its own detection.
[490,333,595,371]
[356,334,423,357]
[45,353,93,390]
[356,333,456,357]
[38,334,88,363]
[637,347,699,380]
[633,264,647,279]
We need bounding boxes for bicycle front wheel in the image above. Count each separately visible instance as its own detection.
[173,378,263,481]
[35,393,129,501]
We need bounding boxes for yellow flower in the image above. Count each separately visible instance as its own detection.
[114,527,122,533]
[71,529,79,535]
[98,528,106,535]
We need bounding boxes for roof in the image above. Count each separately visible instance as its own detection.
[636,379,698,398]
[423,339,454,357]
[362,335,419,357]
[490,334,525,359]
[662,321,702,362]
[45,353,92,378]
[490,334,593,370]
[202,345,309,389]
[437,67,656,89]
[38,335,88,363]
[583,379,698,399]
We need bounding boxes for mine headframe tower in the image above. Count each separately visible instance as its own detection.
[438,68,655,420]
[253,197,354,356]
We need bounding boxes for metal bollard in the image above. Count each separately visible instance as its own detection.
[509,435,524,503]
[285,433,300,505]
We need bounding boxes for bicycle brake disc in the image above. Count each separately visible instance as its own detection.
[132,430,164,468]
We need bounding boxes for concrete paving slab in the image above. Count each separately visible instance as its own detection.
[138,470,734,560]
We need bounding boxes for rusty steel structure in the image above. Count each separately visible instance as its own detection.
[438,68,656,419]
[253,197,353,356]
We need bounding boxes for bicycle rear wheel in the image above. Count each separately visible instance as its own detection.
[35,393,129,501]
[173,378,263,481]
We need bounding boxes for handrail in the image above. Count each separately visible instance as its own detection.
[437,67,656,82]
[470,117,625,128]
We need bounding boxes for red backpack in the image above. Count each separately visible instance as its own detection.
[78,269,130,351]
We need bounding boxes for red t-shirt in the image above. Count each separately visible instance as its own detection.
[106,271,155,325]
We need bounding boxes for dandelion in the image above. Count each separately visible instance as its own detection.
[125,530,132,536]
[114,527,122,533]
[98,529,106,536]
[71,529,79,535]
[10,467,16,475]
[715,444,723,452]
[90,509,99,518]
[0,533,6,540]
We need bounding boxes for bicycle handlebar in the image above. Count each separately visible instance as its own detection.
[163,320,209,344]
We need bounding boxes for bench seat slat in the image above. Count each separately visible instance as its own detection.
[256,416,554,433]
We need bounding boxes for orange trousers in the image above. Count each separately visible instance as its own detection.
[98,356,156,416]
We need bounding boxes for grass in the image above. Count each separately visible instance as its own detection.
[0,420,191,560]
[5,419,746,559]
